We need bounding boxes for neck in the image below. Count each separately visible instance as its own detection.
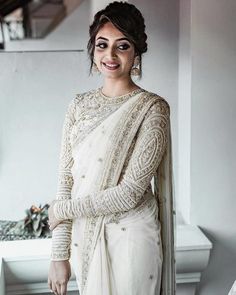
[101,77,140,97]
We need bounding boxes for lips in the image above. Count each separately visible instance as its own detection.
[102,62,120,70]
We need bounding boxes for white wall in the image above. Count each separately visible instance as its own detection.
[178,0,191,223]
[0,0,179,223]
[189,1,236,294]
[0,51,101,221]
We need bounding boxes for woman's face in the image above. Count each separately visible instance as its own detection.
[93,21,136,80]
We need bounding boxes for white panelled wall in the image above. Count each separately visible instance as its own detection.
[190,1,236,294]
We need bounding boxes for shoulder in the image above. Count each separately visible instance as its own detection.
[75,89,97,104]
[137,92,170,136]
[144,90,170,116]
[67,88,97,114]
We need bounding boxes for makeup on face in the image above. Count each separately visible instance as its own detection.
[95,37,131,50]
[93,22,136,78]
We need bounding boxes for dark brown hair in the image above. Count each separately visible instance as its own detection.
[87,1,148,78]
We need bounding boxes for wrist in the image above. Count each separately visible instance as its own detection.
[53,200,66,220]
[51,260,70,263]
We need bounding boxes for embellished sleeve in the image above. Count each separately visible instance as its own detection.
[50,99,76,261]
[53,98,170,219]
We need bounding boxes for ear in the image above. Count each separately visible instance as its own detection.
[133,55,140,66]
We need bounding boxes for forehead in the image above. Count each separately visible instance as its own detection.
[96,22,125,40]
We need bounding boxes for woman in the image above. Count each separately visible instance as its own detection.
[47,2,176,295]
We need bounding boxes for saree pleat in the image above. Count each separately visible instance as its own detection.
[68,91,176,294]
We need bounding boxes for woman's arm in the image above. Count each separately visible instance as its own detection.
[50,98,77,261]
[53,98,170,220]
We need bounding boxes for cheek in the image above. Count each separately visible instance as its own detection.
[123,49,135,61]
[93,50,103,61]
[123,53,135,67]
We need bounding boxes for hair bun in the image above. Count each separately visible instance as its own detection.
[102,2,147,54]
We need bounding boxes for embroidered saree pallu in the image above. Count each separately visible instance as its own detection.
[51,88,176,295]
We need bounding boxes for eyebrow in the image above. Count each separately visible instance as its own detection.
[96,37,130,42]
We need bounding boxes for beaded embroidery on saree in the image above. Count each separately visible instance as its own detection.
[77,91,176,294]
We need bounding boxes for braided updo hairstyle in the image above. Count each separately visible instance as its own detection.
[87,1,148,78]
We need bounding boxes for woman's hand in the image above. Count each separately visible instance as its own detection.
[48,200,63,231]
[48,260,71,295]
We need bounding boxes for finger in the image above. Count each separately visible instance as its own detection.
[61,282,68,295]
[47,278,52,292]
[51,282,59,295]
[55,282,61,295]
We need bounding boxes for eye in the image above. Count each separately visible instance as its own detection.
[95,42,107,49]
[117,43,131,50]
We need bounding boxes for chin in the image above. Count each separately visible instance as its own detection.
[101,72,121,79]
[102,70,130,80]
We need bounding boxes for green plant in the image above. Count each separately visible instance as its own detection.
[9,204,51,238]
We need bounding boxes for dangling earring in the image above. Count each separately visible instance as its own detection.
[131,56,141,76]
[92,61,100,73]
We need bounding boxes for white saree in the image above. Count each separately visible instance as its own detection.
[51,88,176,295]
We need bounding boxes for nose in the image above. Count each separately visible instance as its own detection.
[106,45,117,59]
